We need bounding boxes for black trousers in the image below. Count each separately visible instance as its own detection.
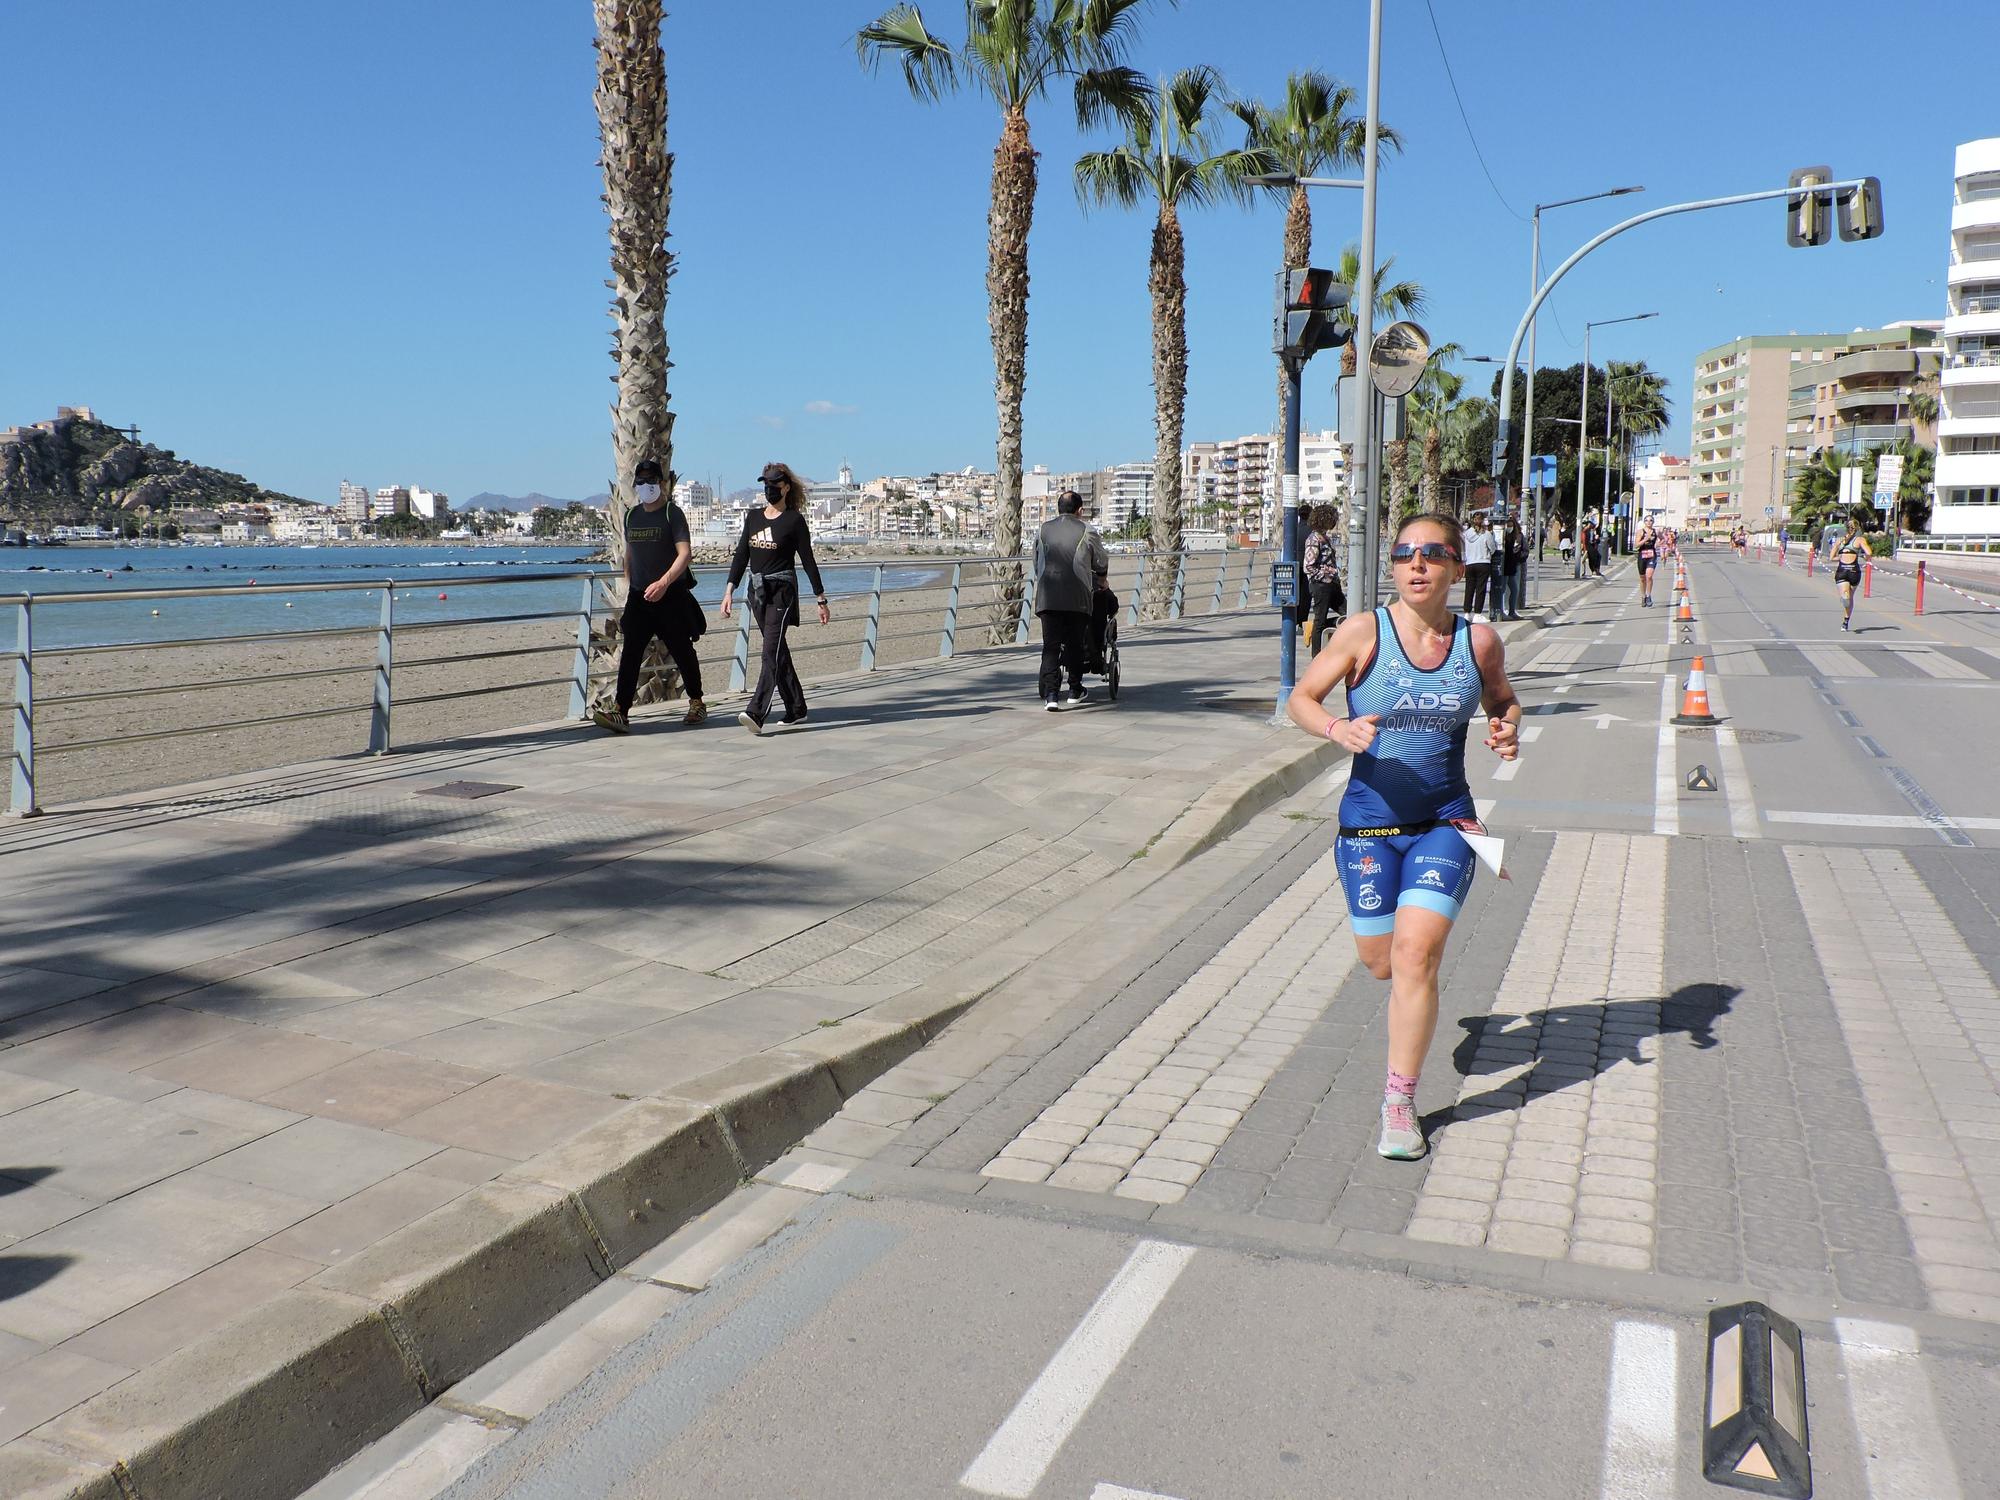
[1308,577,1345,646]
[1463,563,1491,614]
[747,587,806,722]
[616,591,703,711]
[1038,610,1089,701]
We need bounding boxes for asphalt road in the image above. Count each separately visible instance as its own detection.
[307,548,2000,1500]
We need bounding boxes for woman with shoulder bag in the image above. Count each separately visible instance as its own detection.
[721,461,830,735]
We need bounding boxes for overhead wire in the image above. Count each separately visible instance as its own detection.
[1421,0,1525,223]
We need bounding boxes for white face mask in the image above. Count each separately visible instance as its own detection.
[633,482,662,504]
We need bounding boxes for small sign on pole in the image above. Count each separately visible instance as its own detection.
[1269,561,1299,608]
[1872,452,1904,512]
[1529,454,1558,490]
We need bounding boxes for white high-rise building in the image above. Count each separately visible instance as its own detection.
[373,485,411,518]
[1937,137,2000,535]
[1101,463,1154,531]
[337,480,370,522]
[407,486,450,521]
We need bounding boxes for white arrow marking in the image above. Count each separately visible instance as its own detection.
[1591,713,1629,729]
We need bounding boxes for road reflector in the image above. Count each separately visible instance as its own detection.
[1686,764,1718,792]
[1703,1301,1811,1497]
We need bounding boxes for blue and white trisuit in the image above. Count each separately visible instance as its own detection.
[1335,606,1486,936]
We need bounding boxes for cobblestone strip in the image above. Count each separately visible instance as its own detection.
[977,846,1351,1205]
[1405,831,1669,1271]
[1787,845,2000,1320]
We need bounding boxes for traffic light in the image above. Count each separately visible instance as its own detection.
[1838,176,1884,241]
[1274,267,1351,359]
[1787,166,1833,248]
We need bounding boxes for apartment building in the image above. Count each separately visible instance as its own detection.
[337,480,370,522]
[1099,463,1154,532]
[1691,326,1936,533]
[1937,136,2000,535]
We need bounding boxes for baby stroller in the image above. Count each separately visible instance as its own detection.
[1085,580,1121,700]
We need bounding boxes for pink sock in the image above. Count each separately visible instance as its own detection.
[1384,1068,1418,1102]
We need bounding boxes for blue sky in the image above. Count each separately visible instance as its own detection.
[2,0,1987,504]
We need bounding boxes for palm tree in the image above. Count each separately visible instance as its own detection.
[1907,368,1940,428]
[592,0,675,706]
[594,0,673,574]
[858,1,1154,643]
[1404,343,1463,514]
[1232,72,1400,448]
[1077,67,1268,619]
[1606,359,1670,445]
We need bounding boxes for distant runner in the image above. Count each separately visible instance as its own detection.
[1635,520,1660,608]
[1832,509,1872,633]
[1288,513,1523,1160]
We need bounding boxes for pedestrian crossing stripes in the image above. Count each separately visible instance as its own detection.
[1525,640,2000,682]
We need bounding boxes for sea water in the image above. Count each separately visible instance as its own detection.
[0,543,944,650]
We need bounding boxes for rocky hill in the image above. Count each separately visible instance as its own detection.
[0,409,310,521]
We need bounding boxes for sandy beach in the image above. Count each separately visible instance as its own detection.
[2,551,1252,808]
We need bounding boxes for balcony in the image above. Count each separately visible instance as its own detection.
[1952,291,2000,316]
[1826,423,1912,455]
[1829,348,1917,381]
[1942,353,2000,385]
[1947,310,2000,341]
[1937,452,2000,488]
[1833,388,1905,416]
[1952,198,2000,233]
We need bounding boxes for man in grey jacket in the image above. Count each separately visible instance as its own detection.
[1032,491,1109,709]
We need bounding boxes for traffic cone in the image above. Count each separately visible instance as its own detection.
[1673,656,1718,725]
[1677,590,1694,624]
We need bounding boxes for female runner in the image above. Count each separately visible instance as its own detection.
[1831,511,1872,633]
[1287,513,1523,1159]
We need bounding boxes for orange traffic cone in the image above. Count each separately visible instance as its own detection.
[1673,656,1718,725]
[1677,590,1694,623]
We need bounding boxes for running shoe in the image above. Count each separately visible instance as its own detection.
[1841,618,1851,632]
[782,708,808,727]
[1065,686,1092,708]
[737,711,764,737]
[1378,1098,1426,1160]
[591,706,630,735]
[1044,698,1061,711]
[682,699,707,726]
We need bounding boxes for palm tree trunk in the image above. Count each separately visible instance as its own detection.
[987,104,1035,643]
[1386,438,1411,520]
[1421,428,1441,513]
[1147,202,1187,621]
[593,0,675,704]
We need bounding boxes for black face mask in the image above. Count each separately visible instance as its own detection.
[762,479,785,502]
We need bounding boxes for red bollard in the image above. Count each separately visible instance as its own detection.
[1756,545,1763,563]
[1806,546,1815,578]
[1915,561,1926,616]
[1863,561,1873,598]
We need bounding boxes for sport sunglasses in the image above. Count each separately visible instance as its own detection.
[1389,541,1461,564]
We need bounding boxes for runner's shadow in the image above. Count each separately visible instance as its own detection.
[1429,981,1741,1131]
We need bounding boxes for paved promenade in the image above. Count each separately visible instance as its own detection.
[303,547,2000,1500]
[0,605,1350,1495]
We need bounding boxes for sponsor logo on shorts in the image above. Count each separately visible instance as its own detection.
[1349,826,1401,838]
[1411,855,1454,867]
[1357,881,1382,912]
[1357,855,1380,875]
[1417,869,1447,889]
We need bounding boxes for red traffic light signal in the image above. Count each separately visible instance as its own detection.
[1275,267,1352,359]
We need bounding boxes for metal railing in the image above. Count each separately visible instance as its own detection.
[1947,351,2000,370]
[4,546,1277,816]
[1897,533,2000,554]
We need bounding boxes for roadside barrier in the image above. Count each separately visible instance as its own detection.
[1863,561,1873,598]
[2,544,1272,818]
[1673,656,1718,725]
[1805,546,1815,578]
[1917,561,1926,615]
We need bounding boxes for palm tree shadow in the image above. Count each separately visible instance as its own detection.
[1419,981,1740,1135]
[0,1254,73,1303]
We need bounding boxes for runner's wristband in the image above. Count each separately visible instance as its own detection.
[1324,717,1344,741]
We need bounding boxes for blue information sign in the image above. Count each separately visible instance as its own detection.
[1529,454,1558,490]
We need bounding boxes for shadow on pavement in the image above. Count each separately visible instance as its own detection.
[0,1253,73,1304]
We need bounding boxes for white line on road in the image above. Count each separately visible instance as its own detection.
[1696,674,1760,839]
[1834,1319,1964,1500]
[1653,676,1679,837]
[1492,757,1521,781]
[1091,1486,1188,1500]
[1598,1322,1678,1500]
[1765,810,2000,830]
[1520,724,1544,743]
[960,1241,1196,1498]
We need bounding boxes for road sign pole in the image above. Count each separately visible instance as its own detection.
[1277,354,1304,721]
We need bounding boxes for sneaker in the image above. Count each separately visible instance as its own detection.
[1064,686,1092,708]
[682,699,707,726]
[781,708,808,726]
[590,705,630,735]
[1378,1098,1426,1160]
[1043,698,1062,712]
[737,711,764,737]
[1841,618,1851,632]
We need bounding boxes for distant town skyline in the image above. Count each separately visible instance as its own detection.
[2,0,1989,503]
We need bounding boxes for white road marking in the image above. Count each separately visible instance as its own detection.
[1834,1319,1964,1500]
[1598,1321,1678,1500]
[1883,644,1984,680]
[1653,676,1679,837]
[960,1241,1196,1498]
[1492,758,1521,781]
[1695,674,1760,840]
[1520,724,1544,743]
[1622,643,1668,671]
[1475,797,1496,820]
[1765,810,2000,831]
[1091,1487,1186,1500]
[1799,642,1869,678]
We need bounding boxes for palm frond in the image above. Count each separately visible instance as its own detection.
[1074,64,1151,131]
[857,5,958,101]
[1074,146,1154,209]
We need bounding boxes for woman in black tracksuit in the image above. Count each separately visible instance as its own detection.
[721,461,830,734]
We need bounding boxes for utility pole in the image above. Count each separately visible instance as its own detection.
[1348,0,1385,614]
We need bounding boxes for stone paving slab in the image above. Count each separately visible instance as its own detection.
[0,609,1340,1492]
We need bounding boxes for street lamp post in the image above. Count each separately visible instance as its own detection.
[1575,312,1656,577]
[1518,187,1643,599]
